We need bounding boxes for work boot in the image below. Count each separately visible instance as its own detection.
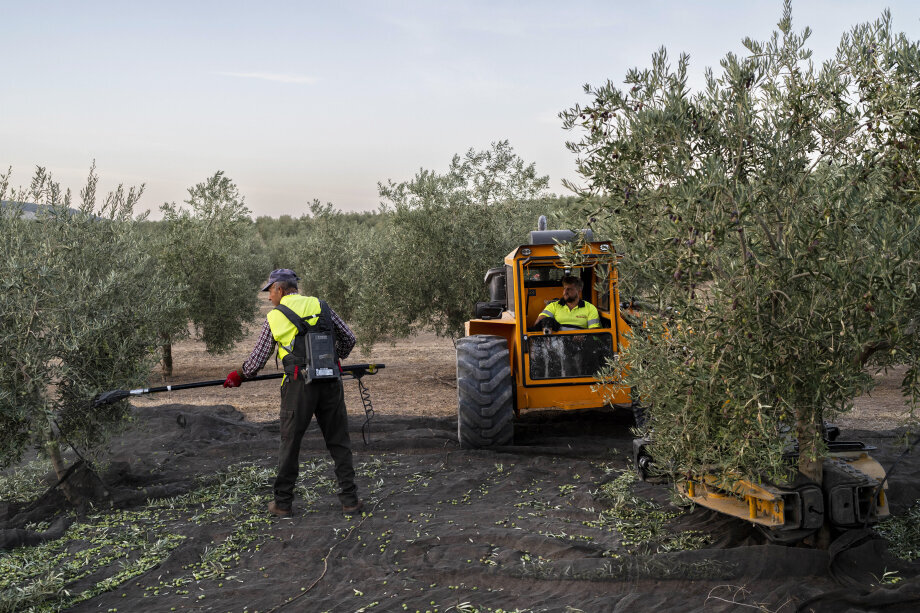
[268,501,292,517]
[342,499,364,516]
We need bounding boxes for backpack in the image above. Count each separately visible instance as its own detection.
[274,300,340,383]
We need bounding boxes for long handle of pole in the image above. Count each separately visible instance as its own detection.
[126,364,384,397]
[141,373,284,394]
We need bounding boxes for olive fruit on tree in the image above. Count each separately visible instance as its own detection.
[562,4,920,484]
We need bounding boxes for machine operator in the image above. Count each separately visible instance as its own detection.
[533,275,601,332]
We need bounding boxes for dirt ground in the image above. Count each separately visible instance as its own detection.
[3,300,920,612]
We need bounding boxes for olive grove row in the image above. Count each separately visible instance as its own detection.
[3,2,918,501]
[0,142,566,481]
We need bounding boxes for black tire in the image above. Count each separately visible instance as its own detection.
[456,335,514,449]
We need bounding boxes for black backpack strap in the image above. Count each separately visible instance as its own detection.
[314,300,334,334]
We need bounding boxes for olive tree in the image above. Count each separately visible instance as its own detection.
[374,140,553,340]
[283,200,366,321]
[0,166,179,491]
[561,4,920,484]
[156,171,267,374]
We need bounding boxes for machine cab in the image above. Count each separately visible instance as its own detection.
[520,261,616,382]
[466,228,633,412]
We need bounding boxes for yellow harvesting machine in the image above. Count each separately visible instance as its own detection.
[458,220,890,542]
[456,224,633,449]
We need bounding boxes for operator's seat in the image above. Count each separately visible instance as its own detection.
[526,288,560,329]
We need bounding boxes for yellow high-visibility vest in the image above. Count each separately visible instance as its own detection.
[266,294,322,362]
[540,299,600,329]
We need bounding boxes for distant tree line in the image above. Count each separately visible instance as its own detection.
[255,141,584,348]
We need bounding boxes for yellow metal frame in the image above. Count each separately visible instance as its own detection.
[678,474,788,526]
[677,450,890,528]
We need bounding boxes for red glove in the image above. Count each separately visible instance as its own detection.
[223,370,243,388]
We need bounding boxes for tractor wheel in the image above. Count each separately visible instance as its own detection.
[456,335,514,449]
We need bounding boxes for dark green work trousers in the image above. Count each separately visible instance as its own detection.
[274,376,358,509]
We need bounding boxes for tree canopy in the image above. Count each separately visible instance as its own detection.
[0,166,180,470]
[156,171,267,371]
[376,140,555,340]
[562,3,920,483]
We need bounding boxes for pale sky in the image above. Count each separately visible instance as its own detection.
[2,1,918,219]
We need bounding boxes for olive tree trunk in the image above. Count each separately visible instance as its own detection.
[161,333,173,377]
[796,415,823,485]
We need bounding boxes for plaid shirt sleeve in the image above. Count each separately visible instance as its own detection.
[329,306,356,361]
[241,320,276,379]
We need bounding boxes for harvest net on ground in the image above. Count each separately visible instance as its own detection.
[3,403,919,612]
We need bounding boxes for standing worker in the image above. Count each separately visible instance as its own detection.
[223,269,363,517]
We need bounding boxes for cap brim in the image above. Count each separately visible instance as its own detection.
[261,281,273,291]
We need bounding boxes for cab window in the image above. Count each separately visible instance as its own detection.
[524,266,568,287]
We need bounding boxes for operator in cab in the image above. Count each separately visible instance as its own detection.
[533,275,601,332]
